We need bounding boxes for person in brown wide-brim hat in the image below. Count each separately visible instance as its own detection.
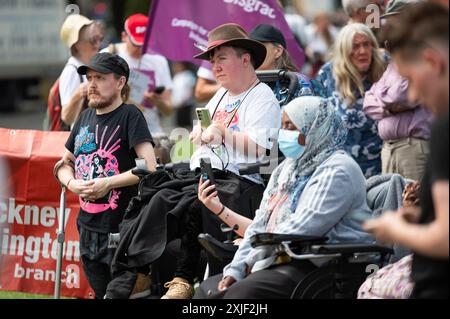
[194,23,267,69]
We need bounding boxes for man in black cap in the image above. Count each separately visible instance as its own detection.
[54,52,157,299]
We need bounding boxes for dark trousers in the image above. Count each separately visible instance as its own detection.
[172,199,204,283]
[173,177,264,284]
[194,261,317,299]
[78,224,116,299]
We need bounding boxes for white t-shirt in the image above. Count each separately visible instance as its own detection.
[59,56,86,108]
[305,24,339,57]
[102,43,173,135]
[190,82,281,184]
[197,66,215,82]
[285,13,308,47]
[172,70,196,109]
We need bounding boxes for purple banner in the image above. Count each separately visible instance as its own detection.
[144,0,305,69]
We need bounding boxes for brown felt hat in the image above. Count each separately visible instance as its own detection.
[194,23,267,69]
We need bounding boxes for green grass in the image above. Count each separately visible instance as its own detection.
[0,290,54,299]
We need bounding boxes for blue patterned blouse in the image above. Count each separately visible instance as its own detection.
[316,62,382,178]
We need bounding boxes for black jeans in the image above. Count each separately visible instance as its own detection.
[172,199,204,283]
[78,224,116,299]
[173,176,264,283]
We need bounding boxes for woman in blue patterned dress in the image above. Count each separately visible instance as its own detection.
[316,23,386,178]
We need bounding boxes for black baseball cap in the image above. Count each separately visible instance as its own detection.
[78,52,130,81]
[250,24,287,49]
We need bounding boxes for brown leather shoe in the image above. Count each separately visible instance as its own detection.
[161,277,194,299]
[129,273,151,299]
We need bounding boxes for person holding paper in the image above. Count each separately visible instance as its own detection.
[102,14,173,136]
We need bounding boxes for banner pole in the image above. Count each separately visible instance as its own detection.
[142,0,159,54]
[54,187,66,299]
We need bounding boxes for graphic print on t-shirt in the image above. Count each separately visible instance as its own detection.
[74,125,122,214]
[214,99,240,131]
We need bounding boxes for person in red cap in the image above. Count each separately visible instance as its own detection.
[102,14,173,137]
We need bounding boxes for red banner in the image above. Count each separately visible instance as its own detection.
[0,128,93,299]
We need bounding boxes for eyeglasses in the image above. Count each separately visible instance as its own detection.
[81,35,104,46]
[89,35,104,46]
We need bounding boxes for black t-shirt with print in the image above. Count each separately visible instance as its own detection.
[411,114,449,299]
[65,104,153,234]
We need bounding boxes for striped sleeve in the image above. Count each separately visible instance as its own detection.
[278,165,354,237]
[222,164,284,281]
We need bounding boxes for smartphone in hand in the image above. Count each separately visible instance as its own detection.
[196,108,212,129]
[153,86,165,94]
[200,158,216,186]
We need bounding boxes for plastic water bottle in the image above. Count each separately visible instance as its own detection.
[299,82,313,96]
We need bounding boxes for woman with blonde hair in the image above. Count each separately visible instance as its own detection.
[316,23,386,178]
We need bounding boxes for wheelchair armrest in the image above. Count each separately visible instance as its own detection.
[238,162,269,175]
[164,161,190,172]
[250,233,327,248]
[132,160,193,178]
[238,157,285,176]
[131,168,153,178]
[310,244,394,256]
[220,224,239,244]
[198,233,238,262]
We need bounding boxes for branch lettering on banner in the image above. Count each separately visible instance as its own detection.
[0,129,91,298]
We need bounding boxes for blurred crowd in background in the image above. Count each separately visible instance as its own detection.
[0,0,348,133]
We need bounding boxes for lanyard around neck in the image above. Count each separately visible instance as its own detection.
[212,80,261,128]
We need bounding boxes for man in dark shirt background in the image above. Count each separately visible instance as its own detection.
[364,2,449,299]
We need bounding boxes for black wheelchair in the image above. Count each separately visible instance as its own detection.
[196,172,412,299]
[198,232,394,299]
[106,70,304,297]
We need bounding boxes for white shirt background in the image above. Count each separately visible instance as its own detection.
[59,56,86,108]
[102,43,173,135]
